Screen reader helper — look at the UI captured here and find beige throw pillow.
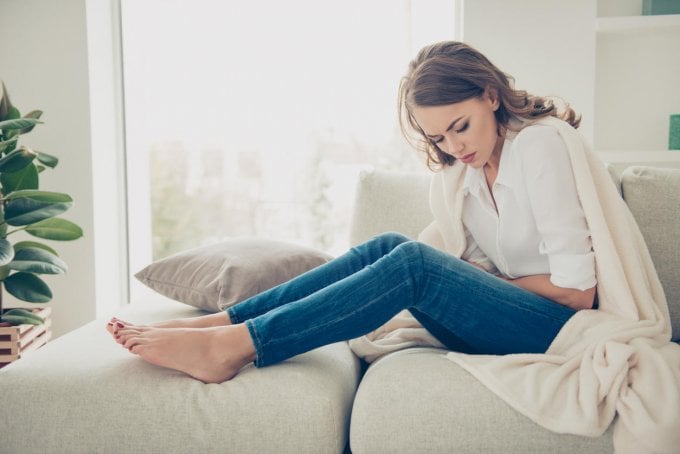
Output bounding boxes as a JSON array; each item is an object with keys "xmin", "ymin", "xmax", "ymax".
[{"xmin": 135, "ymin": 237, "xmax": 333, "ymax": 312}]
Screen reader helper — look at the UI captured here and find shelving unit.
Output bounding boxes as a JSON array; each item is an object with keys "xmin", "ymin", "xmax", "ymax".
[
  {"xmin": 593, "ymin": 1, "xmax": 680, "ymax": 160},
  {"xmin": 596, "ymin": 13, "xmax": 680, "ymax": 32},
  {"xmin": 598, "ymin": 150, "xmax": 680, "ymax": 163}
]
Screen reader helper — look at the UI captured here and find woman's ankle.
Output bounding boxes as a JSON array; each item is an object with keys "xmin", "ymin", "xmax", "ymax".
[
  {"xmin": 149, "ymin": 312, "xmax": 230, "ymax": 329},
  {"xmin": 201, "ymin": 311, "xmax": 231, "ymax": 327},
  {"xmin": 216, "ymin": 311, "xmax": 232, "ymax": 326}
]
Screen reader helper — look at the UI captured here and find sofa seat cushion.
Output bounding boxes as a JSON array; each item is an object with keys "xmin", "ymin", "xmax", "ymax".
[
  {"xmin": 0, "ymin": 296, "xmax": 361, "ymax": 454},
  {"xmin": 350, "ymin": 348, "xmax": 613, "ymax": 453}
]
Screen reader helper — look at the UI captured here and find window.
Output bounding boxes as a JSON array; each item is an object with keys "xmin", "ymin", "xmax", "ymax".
[{"xmin": 121, "ymin": 0, "xmax": 459, "ymax": 299}]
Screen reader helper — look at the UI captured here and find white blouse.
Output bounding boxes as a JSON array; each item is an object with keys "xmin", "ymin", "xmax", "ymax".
[{"xmin": 461, "ymin": 124, "xmax": 597, "ymax": 291}]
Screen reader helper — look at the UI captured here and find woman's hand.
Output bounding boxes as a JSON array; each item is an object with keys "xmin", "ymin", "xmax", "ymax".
[{"xmin": 498, "ymin": 274, "xmax": 596, "ymax": 311}]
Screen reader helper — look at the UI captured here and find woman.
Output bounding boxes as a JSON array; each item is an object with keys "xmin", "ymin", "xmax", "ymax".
[{"xmin": 108, "ymin": 41, "xmax": 597, "ymax": 384}]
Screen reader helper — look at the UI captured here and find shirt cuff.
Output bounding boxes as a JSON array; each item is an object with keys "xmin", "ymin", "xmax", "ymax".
[{"xmin": 548, "ymin": 252, "xmax": 597, "ymax": 291}]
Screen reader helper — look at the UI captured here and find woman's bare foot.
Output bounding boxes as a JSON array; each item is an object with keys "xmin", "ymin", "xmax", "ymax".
[
  {"xmin": 106, "ymin": 312, "xmax": 231, "ymax": 343},
  {"xmin": 117, "ymin": 324, "xmax": 256, "ymax": 383}
]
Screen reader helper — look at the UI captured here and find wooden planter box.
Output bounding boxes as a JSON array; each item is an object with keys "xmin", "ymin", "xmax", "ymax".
[{"xmin": 0, "ymin": 307, "xmax": 52, "ymax": 368}]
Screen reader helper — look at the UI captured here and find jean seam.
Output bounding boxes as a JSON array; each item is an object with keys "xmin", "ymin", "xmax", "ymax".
[
  {"xmin": 258, "ymin": 280, "xmax": 412, "ymax": 352},
  {"xmin": 226, "ymin": 306, "xmax": 240, "ymax": 324},
  {"xmin": 411, "ymin": 242, "xmax": 426, "ymax": 303},
  {"xmin": 262, "ymin": 242, "xmax": 417, "ymax": 347},
  {"xmin": 479, "ymin": 279, "xmax": 575, "ymax": 323},
  {"xmin": 436, "ymin": 257, "xmax": 574, "ymax": 324},
  {"xmin": 245, "ymin": 319, "xmax": 264, "ymax": 367}
]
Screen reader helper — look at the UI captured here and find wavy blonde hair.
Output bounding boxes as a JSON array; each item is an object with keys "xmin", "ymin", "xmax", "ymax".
[{"xmin": 398, "ymin": 41, "xmax": 581, "ymax": 169}]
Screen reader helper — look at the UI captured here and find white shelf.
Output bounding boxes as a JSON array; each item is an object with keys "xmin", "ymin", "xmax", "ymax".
[
  {"xmin": 597, "ymin": 150, "xmax": 680, "ymax": 162},
  {"xmin": 596, "ymin": 14, "xmax": 680, "ymax": 33}
]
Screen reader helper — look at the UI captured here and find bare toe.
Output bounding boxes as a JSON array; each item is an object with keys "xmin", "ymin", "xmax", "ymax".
[
  {"xmin": 124, "ymin": 335, "xmax": 146, "ymax": 350},
  {"xmin": 118, "ymin": 329, "xmax": 143, "ymax": 346}
]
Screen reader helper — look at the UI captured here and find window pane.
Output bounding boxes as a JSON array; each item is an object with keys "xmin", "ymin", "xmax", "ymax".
[{"xmin": 122, "ymin": 0, "xmax": 456, "ymax": 296}]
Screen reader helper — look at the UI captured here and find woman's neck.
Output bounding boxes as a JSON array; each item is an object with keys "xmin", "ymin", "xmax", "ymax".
[{"xmin": 484, "ymin": 132, "xmax": 505, "ymax": 173}]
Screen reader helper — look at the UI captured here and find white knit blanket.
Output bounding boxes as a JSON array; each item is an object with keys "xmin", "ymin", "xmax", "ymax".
[{"xmin": 348, "ymin": 116, "xmax": 680, "ymax": 453}]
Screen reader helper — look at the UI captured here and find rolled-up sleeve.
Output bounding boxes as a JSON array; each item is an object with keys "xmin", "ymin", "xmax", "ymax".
[{"xmin": 516, "ymin": 125, "xmax": 597, "ymax": 291}]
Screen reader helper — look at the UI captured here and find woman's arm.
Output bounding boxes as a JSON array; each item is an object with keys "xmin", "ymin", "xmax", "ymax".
[
  {"xmin": 511, "ymin": 126, "xmax": 597, "ymax": 310},
  {"xmin": 502, "ymin": 274, "xmax": 596, "ymax": 311}
]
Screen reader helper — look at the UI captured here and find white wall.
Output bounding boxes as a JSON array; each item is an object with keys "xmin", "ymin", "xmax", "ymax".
[
  {"xmin": 462, "ymin": 0, "xmax": 596, "ymax": 146},
  {"xmin": 0, "ymin": 0, "xmax": 127, "ymax": 337}
]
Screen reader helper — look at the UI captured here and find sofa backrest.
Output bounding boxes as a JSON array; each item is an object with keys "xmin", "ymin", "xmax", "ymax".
[
  {"xmin": 350, "ymin": 166, "xmax": 679, "ymax": 341},
  {"xmin": 349, "ymin": 170, "xmax": 432, "ymax": 246},
  {"xmin": 621, "ymin": 166, "xmax": 680, "ymax": 341}
]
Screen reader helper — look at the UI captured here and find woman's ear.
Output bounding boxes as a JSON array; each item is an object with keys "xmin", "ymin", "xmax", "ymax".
[{"xmin": 485, "ymin": 87, "xmax": 500, "ymax": 111}]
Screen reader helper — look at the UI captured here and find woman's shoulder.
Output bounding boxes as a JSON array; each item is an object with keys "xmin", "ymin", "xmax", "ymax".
[
  {"xmin": 513, "ymin": 122, "xmax": 561, "ymax": 144},
  {"xmin": 511, "ymin": 121, "xmax": 569, "ymax": 161}
]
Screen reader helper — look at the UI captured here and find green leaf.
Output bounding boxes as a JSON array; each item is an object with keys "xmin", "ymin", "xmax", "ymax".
[
  {"xmin": 0, "ymin": 265, "xmax": 10, "ymax": 280},
  {"xmin": 14, "ymin": 240, "xmax": 58, "ymax": 256},
  {"xmin": 0, "ymin": 81, "xmax": 10, "ymax": 121},
  {"xmin": 36, "ymin": 151, "xmax": 58, "ymax": 168},
  {"xmin": 0, "ymin": 314, "xmax": 43, "ymax": 325},
  {"xmin": 23, "ymin": 110, "xmax": 42, "ymax": 119},
  {"xmin": 0, "ymin": 137, "xmax": 17, "ymax": 154},
  {"xmin": 4, "ymin": 272, "xmax": 52, "ymax": 302},
  {"xmin": 0, "ymin": 163, "xmax": 39, "ymax": 193},
  {"xmin": 17, "ymin": 110, "xmax": 43, "ymax": 134},
  {"xmin": 25, "ymin": 218, "xmax": 83, "ymax": 241},
  {"xmin": 9, "ymin": 247, "xmax": 67, "ymax": 274},
  {"xmin": 7, "ymin": 106, "xmax": 21, "ymax": 120},
  {"xmin": 0, "ymin": 146, "xmax": 36, "ymax": 172},
  {"xmin": 4, "ymin": 193, "xmax": 72, "ymax": 226},
  {"xmin": 0, "ymin": 118, "xmax": 41, "ymax": 131},
  {"xmin": 3, "ymin": 107, "xmax": 22, "ymax": 140},
  {"xmin": 0, "ymin": 238, "xmax": 14, "ymax": 266},
  {"xmin": 4, "ymin": 189, "xmax": 72, "ymax": 202},
  {"xmin": 3, "ymin": 308, "xmax": 44, "ymax": 324}
]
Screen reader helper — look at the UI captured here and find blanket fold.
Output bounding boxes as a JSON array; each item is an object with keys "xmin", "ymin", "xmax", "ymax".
[{"xmin": 348, "ymin": 116, "xmax": 680, "ymax": 453}]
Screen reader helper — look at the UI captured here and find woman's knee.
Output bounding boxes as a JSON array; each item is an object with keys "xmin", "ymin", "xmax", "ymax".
[
  {"xmin": 373, "ymin": 231, "xmax": 411, "ymax": 249},
  {"xmin": 394, "ymin": 241, "xmax": 464, "ymax": 274},
  {"xmin": 392, "ymin": 240, "xmax": 428, "ymax": 266}
]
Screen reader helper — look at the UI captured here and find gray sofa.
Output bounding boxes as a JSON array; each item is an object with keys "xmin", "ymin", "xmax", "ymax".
[{"xmin": 1, "ymin": 165, "xmax": 678, "ymax": 453}]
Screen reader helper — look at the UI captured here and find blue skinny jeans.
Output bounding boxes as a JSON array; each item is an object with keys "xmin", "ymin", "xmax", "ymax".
[{"xmin": 226, "ymin": 232, "xmax": 576, "ymax": 367}]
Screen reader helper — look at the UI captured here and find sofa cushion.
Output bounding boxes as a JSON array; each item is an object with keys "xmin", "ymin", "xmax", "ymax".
[
  {"xmin": 0, "ymin": 295, "xmax": 361, "ymax": 454},
  {"xmin": 622, "ymin": 166, "xmax": 680, "ymax": 341},
  {"xmin": 349, "ymin": 170, "xmax": 432, "ymax": 246},
  {"xmin": 350, "ymin": 348, "xmax": 613, "ymax": 453},
  {"xmin": 135, "ymin": 237, "xmax": 332, "ymax": 312}
]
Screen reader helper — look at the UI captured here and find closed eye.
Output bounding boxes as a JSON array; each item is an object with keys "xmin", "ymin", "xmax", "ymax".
[{"xmin": 455, "ymin": 122, "xmax": 469, "ymax": 133}]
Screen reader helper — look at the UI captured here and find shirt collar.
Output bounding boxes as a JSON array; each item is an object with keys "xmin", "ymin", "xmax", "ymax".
[{"xmin": 462, "ymin": 165, "xmax": 483, "ymax": 197}]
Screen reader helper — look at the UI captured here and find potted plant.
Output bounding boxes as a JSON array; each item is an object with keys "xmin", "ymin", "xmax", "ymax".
[{"xmin": 0, "ymin": 80, "xmax": 83, "ymax": 326}]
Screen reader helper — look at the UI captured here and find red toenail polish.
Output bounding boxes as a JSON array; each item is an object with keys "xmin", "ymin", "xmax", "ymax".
[{"xmin": 116, "ymin": 322, "xmax": 124, "ymax": 328}]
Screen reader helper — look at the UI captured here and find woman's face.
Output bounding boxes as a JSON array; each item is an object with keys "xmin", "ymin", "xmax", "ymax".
[{"xmin": 412, "ymin": 91, "xmax": 503, "ymax": 168}]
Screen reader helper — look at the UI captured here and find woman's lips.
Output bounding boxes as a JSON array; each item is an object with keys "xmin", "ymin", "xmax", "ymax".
[{"xmin": 460, "ymin": 152, "xmax": 476, "ymax": 164}]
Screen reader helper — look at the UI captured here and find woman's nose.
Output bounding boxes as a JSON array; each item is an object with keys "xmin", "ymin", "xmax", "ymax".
[{"xmin": 443, "ymin": 137, "xmax": 464, "ymax": 155}]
